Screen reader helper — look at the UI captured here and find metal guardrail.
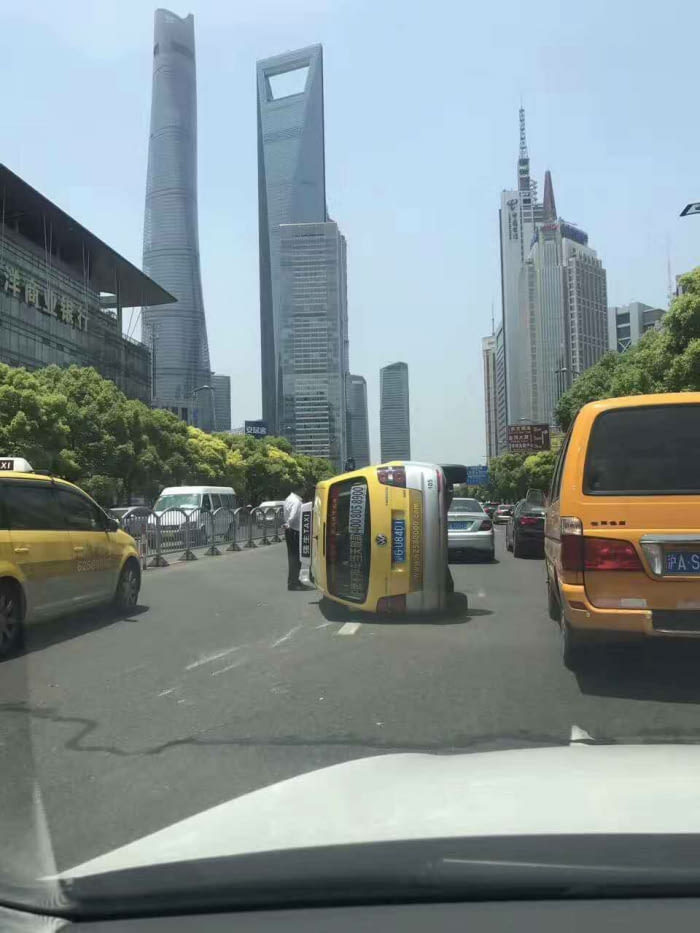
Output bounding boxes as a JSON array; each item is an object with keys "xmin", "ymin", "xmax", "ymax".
[{"xmin": 108, "ymin": 505, "xmax": 284, "ymax": 569}]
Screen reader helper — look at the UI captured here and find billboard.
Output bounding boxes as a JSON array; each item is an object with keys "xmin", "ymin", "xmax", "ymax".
[
  {"xmin": 466, "ymin": 465, "xmax": 489, "ymax": 486},
  {"xmin": 508, "ymin": 423, "xmax": 551, "ymax": 452},
  {"xmin": 245, "ymin": 419, "xmax": 268, "ymax": 438}
]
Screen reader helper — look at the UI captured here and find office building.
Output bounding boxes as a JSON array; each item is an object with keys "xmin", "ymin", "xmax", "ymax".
[
  {"xmin": 608, "ymin": 302, "xmax": 665, "ymax": 353},
  {"xmin": 380, "ymin": 362, "xmax": 410, "ymax": 461},
  {"xmin": 494, "ymin": 323, "xmax": 508, "ymax": 454},
  {"xmin": 0, "ymin": 164, "xmax": 172, "ymax": 403},
  {"xmin": 482, "ymin": 335, "xmax": 498, "ymax": 461},
  {"xmin": 142, "ymin": 9, "xmax": 214, "ymax": 429},
  {"xmin": 277, "ymin": 222, "xmax": 347, "ymax": 468},
  {"xmin": 499, "ymin": 108, "xmax": 541, "ymax": 426},
  {"xmin": 346, "ymin": 373, "xmax": 370, "ymax": 467},
  {"xmin": 523, "ymin": 171, "xmax": 607, "ymax": 426},
  {"xmin": 257, "ymin": 44, "xmax": 327, "ymax": 435},
  {"xmin": 211, "ymin": 373, "xmax": 232, "ymax": 432}
]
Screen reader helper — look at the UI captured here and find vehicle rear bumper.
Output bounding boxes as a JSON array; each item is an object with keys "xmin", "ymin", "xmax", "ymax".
[
  {"xmin": 561, "ymin": 582, "xmax": 700, "ymax": 637},
  {"xmin": 448, "ymin": 530, "xmax": 494, "ymax": 552},
  {"xmin": 516, "ymin": 528, "xmax": 544, "ymax": 546}
]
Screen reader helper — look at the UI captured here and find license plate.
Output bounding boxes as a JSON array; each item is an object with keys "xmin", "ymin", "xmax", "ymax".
[
  {"xmin": 665, "ymin": 551, "xmax": 700, "ymax": 575},
  {"xmin": 449, "ymin": 521, "xmax": 469, "ymax": 530},
  {"xmin": 392, "ymin": 518, "xmax": 406, "ymax": 563}
]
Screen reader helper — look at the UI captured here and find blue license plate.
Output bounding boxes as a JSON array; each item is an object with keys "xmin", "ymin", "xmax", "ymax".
[
  {"xmin": 392, "ymin": 518, "xmax": 406, "ymax": 563},
  {"xmin": 450, "ymin": 521, "xmax": 469, "ymax": 530},
  {"xmin": 665, "ymin": 551, "xmax": 700, "ymax": 575}
]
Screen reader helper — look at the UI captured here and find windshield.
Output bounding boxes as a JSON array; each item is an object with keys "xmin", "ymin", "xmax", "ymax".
[
  {"xmin": 5, "ymin": 0, "xmax": 700, "ymax": 922},
  {"xmin": 451, "ymin": 498, "xmax": 483, "ymax": 513},
  {"xmin": 154, "ymin": 493, "xmax": 202, "ymax": 510}
]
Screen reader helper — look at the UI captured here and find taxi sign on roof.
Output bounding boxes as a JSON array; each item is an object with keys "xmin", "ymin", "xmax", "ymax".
[{"xmin": 0, "ymin": 457, "xmax": 33, "ymax": 472}]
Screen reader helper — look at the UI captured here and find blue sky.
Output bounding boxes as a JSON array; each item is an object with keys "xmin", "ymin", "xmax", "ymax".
[{"xmin": 3, "ymin": 0, "xmax": 699, "ymax": 463}]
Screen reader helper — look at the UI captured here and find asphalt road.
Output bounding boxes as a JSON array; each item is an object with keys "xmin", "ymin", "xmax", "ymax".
[{"xmin": 4, "ymin": 527, "xmax": 700, "ymax": 876}]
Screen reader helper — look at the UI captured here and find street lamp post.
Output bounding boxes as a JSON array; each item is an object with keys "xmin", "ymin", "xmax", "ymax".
[{"xmin": 192, "ymin": 384, "xmax": 217, "ymax": 432}]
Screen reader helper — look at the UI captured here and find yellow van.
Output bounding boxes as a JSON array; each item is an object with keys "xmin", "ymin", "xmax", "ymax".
[
  {"xmin": 545, "ymin": 393, "xmax": 700, "ymax": 669},
  {"xmin": 0, "ymin": 458, "xmax": 141, "ymax": 659},
  {"xmin": 312, "ymin": 461, "xmax": 465, "ymax": 614}
]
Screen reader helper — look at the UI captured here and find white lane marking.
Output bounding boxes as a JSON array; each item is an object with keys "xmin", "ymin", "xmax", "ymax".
[
  {"xmin": 315, "ymin": 621, "xmax": 334, "ymax": 629},
  {"xmin": 157, "ymin": 688, "xmax": 174, "ymax": 697},
  {"xmin": 211, "ymin": 658, "xmax": 247, "ymax": 676},
  {"xmin": 272, "ymin": 625, "xmax": 301, "ymax": 648},
  {"xmin": 570, "ymin": 724, "xmax": 594, "ymax": 744},
  {"xmin": 185, "ymin": 646, "xmax": 241, "ymax": 671},
  {"xmin": 338, "ymin": 622, "xmax": 360, "ymax": 635}
]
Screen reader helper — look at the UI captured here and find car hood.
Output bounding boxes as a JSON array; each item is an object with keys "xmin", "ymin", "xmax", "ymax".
[{"xmin": 60, "ymin": 744, "xmax": 700, "ymax": 879}]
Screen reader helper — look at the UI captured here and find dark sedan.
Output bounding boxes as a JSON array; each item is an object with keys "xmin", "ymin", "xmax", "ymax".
[{"xmin": 505, "ymin": 499, "xmax": 545, "ymax": 557}]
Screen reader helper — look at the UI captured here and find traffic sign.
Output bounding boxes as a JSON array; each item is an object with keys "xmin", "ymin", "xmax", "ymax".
[
  {"xmin": 508, "ymin": 423, "xmax": 551, "ymax": 452},
  {"xmin": 680, "ymin": 202, "xmax": 700, "ymax": 217},
  {"xmin": 466, "ymin": 465, "xmax": 489, "ymax": 486}
]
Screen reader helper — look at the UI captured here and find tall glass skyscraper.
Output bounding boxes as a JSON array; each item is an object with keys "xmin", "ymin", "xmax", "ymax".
[
  {"xmin": 346, "ymin": 374, "xmax": 370, "ymax": 467},
  {"xmin": 257, "ymin": 44, "xmax": 328, "ymax": 435},
  {"xmin": 142, "ymin": 9, "xmax": 213, "ymax": 429},
  {"xmin": 380, "ymin": 362, "xmax": 411, "ymax": 461}
]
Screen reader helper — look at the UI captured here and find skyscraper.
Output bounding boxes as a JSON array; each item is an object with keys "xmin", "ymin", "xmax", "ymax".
[
  {"xmin": 523, "ymin": 171, "xmax": 608, "ymax": 425},
  {"xmin": 608, "ymin": 302, "xmax": 665, "ymax": 353},
  {"xmin": 380, "ymin": 362, "xmax": 410, "ymax": 461},
  {"xmin": 142, "ymin": 9, "xmax": 213, "ymax": 429},
  {"xmin": 211, "ymin": 373, "xmax": 232, "ymax": 432},
  {"xmin": 257, "ymin": 45, "xmax": 327, "ymax": 435},
  {"xmin": 346, "ymin": 374, "xmax": 370, "ymax": 467},
  {"xmin": 494, "ymin": 323, "xmax": 507, "ymax": 454},
  {"xmin": 499, "ymin": 108, "xmax": 541, "ymax": 427},
  {"xmin": 277, "ymin": 221, "xmax": 348, "ymax": 468},
  {"xmin": 482, "ymin": 335, "xmax": 498, "ymax": 461}
]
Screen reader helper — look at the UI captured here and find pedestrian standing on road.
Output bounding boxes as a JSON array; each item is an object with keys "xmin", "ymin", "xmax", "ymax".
[{"xmin": 283, "ymin": 486, "xmax": 306, "ymax": 590}]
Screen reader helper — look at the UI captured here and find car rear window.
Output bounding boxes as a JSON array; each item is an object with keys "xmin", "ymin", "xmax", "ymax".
[
  {"xmin": 326, "ymin": 477, "xmax": 371, "ymax": 603},
  {"xmin": 584, "ymin": 404, "xmax": 700, "ymax": 495}
]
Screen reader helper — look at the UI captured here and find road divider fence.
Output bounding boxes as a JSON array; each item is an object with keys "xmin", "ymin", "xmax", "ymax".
[{"xmin": 108, "ymin": 505, "xmax": 284, "ymax": 570}]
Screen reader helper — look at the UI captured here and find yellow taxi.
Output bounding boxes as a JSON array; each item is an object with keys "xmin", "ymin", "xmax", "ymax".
[
  {"xmin": 545, "ymin": 393, "xmax": 700, "ymax": 669},
  {"xmin": 311, "ymin": 461, "xmax": 465, "ymax": 614},
  {"xmin": 0, "ymin": 457, "xmax": 141, "ymax": 659}
]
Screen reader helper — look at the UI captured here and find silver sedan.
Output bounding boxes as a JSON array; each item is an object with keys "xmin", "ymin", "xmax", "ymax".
[{"xmin": 447, "ymin": 498, "xmax": 495, "ymax": 562}]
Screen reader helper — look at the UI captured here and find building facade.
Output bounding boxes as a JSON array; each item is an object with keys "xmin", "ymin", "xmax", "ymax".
[
  {"xmin": 277, "ymin": 222, "xmax": 347, "ymax": 469},
  {"xmin": 0, "ymin": 164, "xmax": 172, "ymax": 403},
  {"xmin": 494, "ymin": 323, "xmax": 508, "ymax": 454},
  {"xmin": 482, "ymin": 335, "xmax": 498, "ymax": 461},
  {"xmin": 346, "ymin": 373, "xmax": 370, "ymax": 468},
  {"xmin": 608, "ymin": 302, "xmax": 665, "ymax": 353},
  {"xmin": 380, "ymin": 362, "xmax": 410, "ymax": 461},
  {"xmin": 142, "ymin": 9, "xmax": 214, "ymax": 429},
  {"xmin": 211, "ymin": 373, "xmax": 232, "ymax": 432},
  {"xmin": 257, "ymin": 45, "xmax": 327, "ymax": 435}
]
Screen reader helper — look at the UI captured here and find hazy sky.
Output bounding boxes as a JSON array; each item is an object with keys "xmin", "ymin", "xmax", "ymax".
[{"xmin": 3, "ymin": 0, "xmax": 699, "ymax": 463}]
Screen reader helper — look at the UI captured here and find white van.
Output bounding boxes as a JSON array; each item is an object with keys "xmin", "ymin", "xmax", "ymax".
[{"xmin": 152, "ymin": 486, "xmax": 237, "ymax": 545}]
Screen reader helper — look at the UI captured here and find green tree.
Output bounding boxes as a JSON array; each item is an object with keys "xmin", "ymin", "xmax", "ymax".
[{"xmin": 556, "ymin": 266, "xmax": 700, "ymax": 431}]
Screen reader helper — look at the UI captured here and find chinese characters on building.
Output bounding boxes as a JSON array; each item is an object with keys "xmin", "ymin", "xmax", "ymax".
[{"xmin": 0, "ymin": 260, "xmax": 88, "ymax": 331}]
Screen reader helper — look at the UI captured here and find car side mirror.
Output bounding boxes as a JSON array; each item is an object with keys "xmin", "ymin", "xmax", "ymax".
[{"xmin": 106, "ymin": 517, "xmax": 120, "ymax": 532}]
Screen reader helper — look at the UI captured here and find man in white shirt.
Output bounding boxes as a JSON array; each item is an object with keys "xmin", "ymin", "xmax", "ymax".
[{"xmin": 283, "ymin": 487, "xmax": 305, "ymax": 590}]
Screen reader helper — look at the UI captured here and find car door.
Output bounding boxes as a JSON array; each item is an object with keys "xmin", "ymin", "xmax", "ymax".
[
  {"xmin": 55, "ymin": 486, "xmax": 116, "ymax": 604},
  {"xmin": 4, "ymin": 480, "xmax": 74, "ymax": 618}
]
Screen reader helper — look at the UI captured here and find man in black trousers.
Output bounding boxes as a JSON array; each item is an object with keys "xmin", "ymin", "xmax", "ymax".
[{"xmin": 283, "ymin": 486, "xmax": 308, "ymax": 590}]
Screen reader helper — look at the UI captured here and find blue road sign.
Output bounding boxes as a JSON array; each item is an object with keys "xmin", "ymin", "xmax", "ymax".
[{"xmin": 466, "ymin": 465, "xmax": 489, "ymax": 486}]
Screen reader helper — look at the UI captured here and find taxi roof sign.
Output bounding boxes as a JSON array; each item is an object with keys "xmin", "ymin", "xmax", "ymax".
[{"xmin": 0, "ymin": 457, "xmax": 33, "ymax": 473}]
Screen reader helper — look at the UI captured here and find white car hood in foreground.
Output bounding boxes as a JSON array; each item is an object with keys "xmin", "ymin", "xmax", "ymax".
[{"xmin": 63, "ymin": 745, "xmax": 700, "ymax": 878}]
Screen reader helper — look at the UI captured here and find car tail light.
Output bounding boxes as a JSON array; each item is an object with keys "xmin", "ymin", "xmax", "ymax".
[
  {"xmin": 584, "ymin": 537, "xmax": 642, "ymax": 571},
  {"xmin": 377, "ymin": 594, "xmax": 407, "ymax": 614},
  {"xmin": 479, "ymin": 519, "xmax": 493, "ymax": 531},
  {"xmin": 519, "ymin": 515, "xmax": 540, "ymax": 526},
  {"xmin": 377, "ymin": 466, "xmax": 406, "ymax": 487},
  {"xmin": 561, "ymin": 516, "xmax": 584, "ymax": 571}
]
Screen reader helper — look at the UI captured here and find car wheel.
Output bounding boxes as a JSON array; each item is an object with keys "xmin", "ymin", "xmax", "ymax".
[
  {"xmin": 513, "ymin": 534, "xmax": 525, "ymax": 558},
  {"xmin": 561, "ymin": 619, "xmax": 589, "ymax": 672},
  {"xmin": 547, "ymin": 576, "xmax": 560, "ymax": 622},
  {"xmin": 506, "ymin": 533, "xmax": 513, "ymax": 552},
  {"xmin": 485, "ymin": 548, "xmax": 495, "ymax": 562},
  {"xmin": 114, "ymin": 560, "xmax": 140, "ymax": 612},
  {"xmin": 0, "ymin": 581, "xmax": 22, "ymax": 659}
]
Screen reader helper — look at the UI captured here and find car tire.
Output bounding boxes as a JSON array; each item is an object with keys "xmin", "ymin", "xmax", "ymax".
[
  {"xmin": 505, "ymin": 534, "xmax": 513, "ymax": 552},
  {"xmin": 561, "ymin": 619, "xmax": 588, "ymax": 672},
  {"xmin": 0, "ymin": 581, "xmax": 23, "ymax": 660},
  {"xmin": 513, "ymin": 535, "xmax": 525, "ymax": 558},
  {"xmin": 485, "ymin": 548, "xmax": 495, "ymax": 562},
  {"xmin": 547, "ymin": 577, "xmax": 560, "ymax": 622},
  {"xmin": 114, "ymin": 560, "xmax": 141, "ymax": 612}
]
